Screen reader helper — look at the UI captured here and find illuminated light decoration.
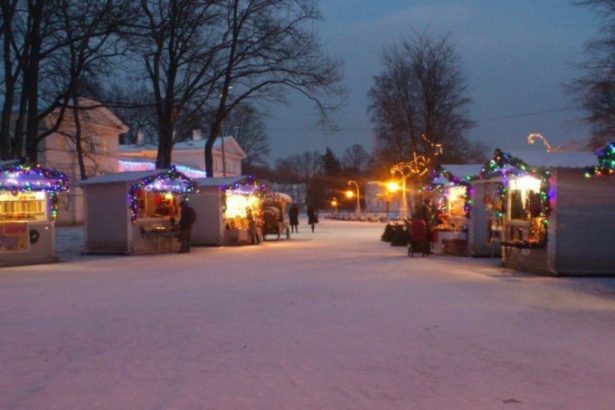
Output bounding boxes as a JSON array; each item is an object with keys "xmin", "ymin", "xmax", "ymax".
[
  {"xmin": 409, "ymin": 152, "xmax": 431, "ymax": 176},
  {"xmin": 584, "ymin": 141, "xmax": 615, "ymax": 178},
  {"xmin": 118, "ymin": 160, "xmax": 208, "ymax": 178},
  {"xmin": 527, "ymin": 132, "xmax": 552, "ymax": 152},
  {"xmin": 219, "ymin": 175, "xmax": 269, "ymax": 220},
  {"xmin": 422, "ymin": 134, "xmax": 444, "ymax": 157},
  {"xmin": 427, "ymin": 166, "xmax": 473, "ymax": 217},
  {"xmin": 477, "ymin": 148, "xmax": 552, "ymax": 225},
  {"xmin": 0, "ymin": 162, "xmax": 69, "ymax": 221},
  {"xmin": 128, "ymin": 166, "xmax": 197, "ymax": 223}
]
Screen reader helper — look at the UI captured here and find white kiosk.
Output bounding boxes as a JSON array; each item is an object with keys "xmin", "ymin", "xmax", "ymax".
[
  {"xmin": 0, "ymin": 161, "xmax": 69, "ymax": 267},
  {"xmin": 80, "ymin": 167, "xmax": 196, "ymax": 254}
]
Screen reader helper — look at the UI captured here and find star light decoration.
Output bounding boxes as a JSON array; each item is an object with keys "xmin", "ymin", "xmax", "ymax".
[
  {"xmin": 128, "ymin": 166, "xmax": 197, "ymax": 223},
  {"xmin": 584, "ymin": 142, "xmax": 615, "ymax": 178},
  {"xmin": 0, "ymin": 162, "xmax": 69, "ymax": 220}
]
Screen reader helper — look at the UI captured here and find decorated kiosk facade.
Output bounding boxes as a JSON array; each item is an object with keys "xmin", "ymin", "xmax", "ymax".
[
  {"xmin": 425, "ymin": 164, "xmax": 482, "ymax": 255},
  {"xmin": 480, "ymin": 148, "xmax": 614, "ymax": 275},
  {"xmin": 191, "ymin": 176, "xmax": 266, "ymax": 246},
  {"xmin": 0, "ymin": 161, "xmax": 68, "ymax": 266},
  {"xmin": 80, "ymin": 167, "xmax": 196, "ymax": 254}
]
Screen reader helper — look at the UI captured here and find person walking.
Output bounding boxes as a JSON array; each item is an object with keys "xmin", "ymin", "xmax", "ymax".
[
  {"xmin": 307, "ymin": 204, "xmax": 318, "ymax": 233},
  {"xmin": 178, "ymin": 199, "xmax": 197, "ymax": 253},
  {"xmin": 288, "ymin": 203, "xmax": 299, "ymax": 233}
]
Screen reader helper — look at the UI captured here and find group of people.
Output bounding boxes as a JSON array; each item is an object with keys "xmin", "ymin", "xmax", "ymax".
[{"xmin": 288, "ymin": 203, "xmax": 319, "ymax": 233}]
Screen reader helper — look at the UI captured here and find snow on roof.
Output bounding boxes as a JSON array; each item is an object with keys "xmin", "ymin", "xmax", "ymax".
[
  {"xmin": 79, "ymin": 170, "xmax": 163, "ymax": 186},
  {"xmin": 120, "ymin": 136, "xmax": 246, "ymax": 158},
  {"xmin": 440, "ymin": 164, "xmax": 483, "ymax": 178},
  {"xmin": 507, "ymin": 151, "xmax": 596, "ymax": 168},
  {"xmin": 194, "ymin": 176, "xmax": 246, "ymax": 187}
]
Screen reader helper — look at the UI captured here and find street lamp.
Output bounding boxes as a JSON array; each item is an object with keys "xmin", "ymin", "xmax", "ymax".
[
  {"xmin": 331, "ymin": 197, "xmax": 338, "ymax": 214},
  {"xmin": 390, "ymin": 163, "xmax": 411, "ymax": 220},
  {"xmin": 347, "ymin": 180, "xmax": 361, "ymax": 214}
]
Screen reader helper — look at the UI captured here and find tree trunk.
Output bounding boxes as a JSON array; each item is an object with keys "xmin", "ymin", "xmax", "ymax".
[
  {"xmin": 24, "ymin": 1, "xmax": 44, "ymax": 163},
  {"xmin": 72, "ymin": 97, "xmax": 88, "ymax": 180},
  {"xmin": 204, "ymin": 121, "xmax": 221, "ymax": 177}
]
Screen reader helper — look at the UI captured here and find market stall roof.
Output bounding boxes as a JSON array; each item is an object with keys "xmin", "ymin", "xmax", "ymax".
[
  {"xmin": 194, "ymin": 176, "xmax": 246, "ymax": 187},
  {"xmin": 432, "ymin": 164, "xmax": 483, "ymax": 185},
  {"xmin": 80, "ymin": 167, "xmax": 196, "ymax": 194},
  {"xmin": 507, "ymin": 151, "xmax": 596, "ymax": 168},
  {"xmin": 0, "ymin": 161, "xmax": 69, "ymax": 192},
  {"xmin": 80, "ymin": 170, "xmax": 163, "ymax": 186}
]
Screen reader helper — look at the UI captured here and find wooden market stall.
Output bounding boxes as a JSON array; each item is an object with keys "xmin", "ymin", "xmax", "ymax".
[
  {"xmin": 426, "ymin": 164, "xmax": 482, "ymax": 256},
  {"xmin": 0, "ymin": 160, "xmax": 69, "ymax": 267},
  {"xmin": 485, "ymin": 148, "xmax": 615, "ymax": 275},
  {"xmin": 80, "ymin": 167, "xmax": 196, "ymax": 254},
  {"xmin": 190, "ymin": 176, "xmax": 265, "ymax": 246}
]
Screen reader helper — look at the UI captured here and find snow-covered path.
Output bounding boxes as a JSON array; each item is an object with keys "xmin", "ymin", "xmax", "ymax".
[{"xmin": 1, "ymin": 219, "xmax": 614, "ymax": 409}]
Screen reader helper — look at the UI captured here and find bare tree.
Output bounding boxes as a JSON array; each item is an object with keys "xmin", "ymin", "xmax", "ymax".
[
  {"xmin": 201, "ymin": 0, "xmax": 343, "ymax": 177},
  {"xmin": 275, "ymin": 150, "xmax": 322, "ymax": 182},
  {"xmin": 368, "ymin": 33, "xmax": 474, "ymax": 167},
  {"xmin": 127, "ymin": 0, "xmax": 221, "ymax": 168},
  {"xmin": 342, "ymin": 144, "xmax": 370, "ymax": 175},
  {"xmin": 0, "ymin": 0, "xmax": 132, "ymax": 162},
  {"xmin": 217, "ymin": 103, "xmax": 270, "ymax": 166},
  {"xmin": 570, "ymin": 0, "xmax": 615, "ymax": 149}
]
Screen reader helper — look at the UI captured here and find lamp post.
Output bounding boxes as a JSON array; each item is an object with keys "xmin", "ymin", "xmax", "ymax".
[
  {"xmin": 347, "ymin": 180, "xmax": 361, "ymax": 214},
  {"xmin": 331, "ymin": 197, "xmax": 338, "ymax": 214},
  {"xmin": 390, "ymin": 163, "xmax": 411, "ymax": 220}
]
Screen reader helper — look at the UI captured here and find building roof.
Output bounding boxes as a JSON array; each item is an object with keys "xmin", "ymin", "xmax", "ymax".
[
  {"xmin": 79, "ymin": 170, "xmax": 163, "ymax": 186},
  {"xmin": 120, "ymin": 136, "xmax": 246, "ymax": 158}
]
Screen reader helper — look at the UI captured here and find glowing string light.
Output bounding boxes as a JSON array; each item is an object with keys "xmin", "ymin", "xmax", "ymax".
[{"xmin": 527, "ymin": 132, "xmax": 552, "ymax": 152}]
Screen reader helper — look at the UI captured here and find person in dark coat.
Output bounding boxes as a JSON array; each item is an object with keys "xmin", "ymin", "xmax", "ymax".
[
  {"xmin": 178, "ymin": 199, "xmax": 197, "ymax": 253},
  {"xmin": 246, "ymin": 208, "xmax": 260, "ymax": 244},
  {"xmin": 307, "ymin": 204, "xmax": 318, "ymax": 233},
  {"xmin": 288, "ymin": 203, "xmax": 299, "ymax": 233}
]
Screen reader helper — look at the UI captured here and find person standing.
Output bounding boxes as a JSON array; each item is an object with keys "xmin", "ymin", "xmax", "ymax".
[
  {"xmin": 307, "ymin": 204, "xmax": 318, "ymax": 233},
  {"xmin": 288, "ymin": 203, "xmax": 299, "ymax": 233},
  {"xmin": 247, "ymin": 208, "xmax": 260, "ymax": 245},
  {"xmin": 178, "ymin": 199, "xmax": 197, "ymax": 253}
]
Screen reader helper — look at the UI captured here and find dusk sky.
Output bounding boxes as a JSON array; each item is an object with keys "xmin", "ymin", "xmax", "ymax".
[{"xmin": 263, "ymin": 0, "xmax": 600, "ymax": 162}]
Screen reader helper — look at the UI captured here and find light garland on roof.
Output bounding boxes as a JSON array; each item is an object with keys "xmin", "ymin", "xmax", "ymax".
[
  {"xmin": 128, "ymin": 166, "xmax": 197, "ymax": 223},
  {"xmin": 0, "ymin": 162, "xmax": 69, "ymax": 221},
  {"xmin": 584, "ymin": 142, "xmax": 615, "ymax": 178}
]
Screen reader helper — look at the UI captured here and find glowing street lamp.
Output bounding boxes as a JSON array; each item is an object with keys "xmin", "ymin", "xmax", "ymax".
[
  {"xmin": 331, "ymin": 197, "xmax": 338, "ymax": 214},
  {"xmin": 347, "ymin": 180, "xmax": 361, "ymax": 213}
]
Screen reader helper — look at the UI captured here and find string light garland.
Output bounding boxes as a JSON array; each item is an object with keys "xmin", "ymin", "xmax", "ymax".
[
  {"xmin": 478, "ymin": 148, "xmax": 552, "ymax": 225},
  {"xmin": 584, "ymin": 141, "xmax": 615, "ymax": 178},
  {"xmin": 527, "ymin": 132, "xmax": 552, "ymax": 152},
  {"xmin": 0, "ymin": 162, "xmax": 69, "ymax": 221},
  {"xmin": 128, "ymin": 166, "xmax": 197, "ymax": 223}
]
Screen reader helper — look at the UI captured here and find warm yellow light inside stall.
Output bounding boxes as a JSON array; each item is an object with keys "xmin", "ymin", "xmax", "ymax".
[
  {"xmin": 447, "ymin": 186, "xmax": 466, "ymax": 217},
  {"xmin": 225, "ymin": 193, "xmax": 259, "ymax": 219},
  {"xmin": 510, "ymin": 175, "xmax": 541, "ymax": 204}
]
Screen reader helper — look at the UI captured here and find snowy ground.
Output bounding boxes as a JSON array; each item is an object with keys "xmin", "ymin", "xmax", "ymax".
[{"xmin": 1, "ymin": 219, "xmax": 615, "ymax": 410}]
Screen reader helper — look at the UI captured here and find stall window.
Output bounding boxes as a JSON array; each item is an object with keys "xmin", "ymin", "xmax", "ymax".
[
  {"xmin": 139, "ymin": 191, "xmax": 179, "ymax": 219},
  {"xmin": 447, "ymin": 186, "xmax": 466, "ymax": 217},
  {"xmin": 0, "ymin": 191, "xmax": 47, "ymax": 221},
  {"xmin": 508, "ymin": 176, "xmax": 541, "ymax": 221}
]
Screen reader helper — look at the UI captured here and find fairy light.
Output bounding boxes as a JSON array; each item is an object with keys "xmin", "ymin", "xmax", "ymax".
[
  {"xmin": 584, "ymin": 141, "xmax": 615, "ymax": 178},
  {"xmin": 0, "ymin": 162, "xmax": 69, "ymax": 221},
  {"xmin": 128, "ymin": 166, "xmax": 197, "ymax": 223},
  {"xmin": 527, "ymin": 132, "xmax": 552, "ymax": 152}
]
